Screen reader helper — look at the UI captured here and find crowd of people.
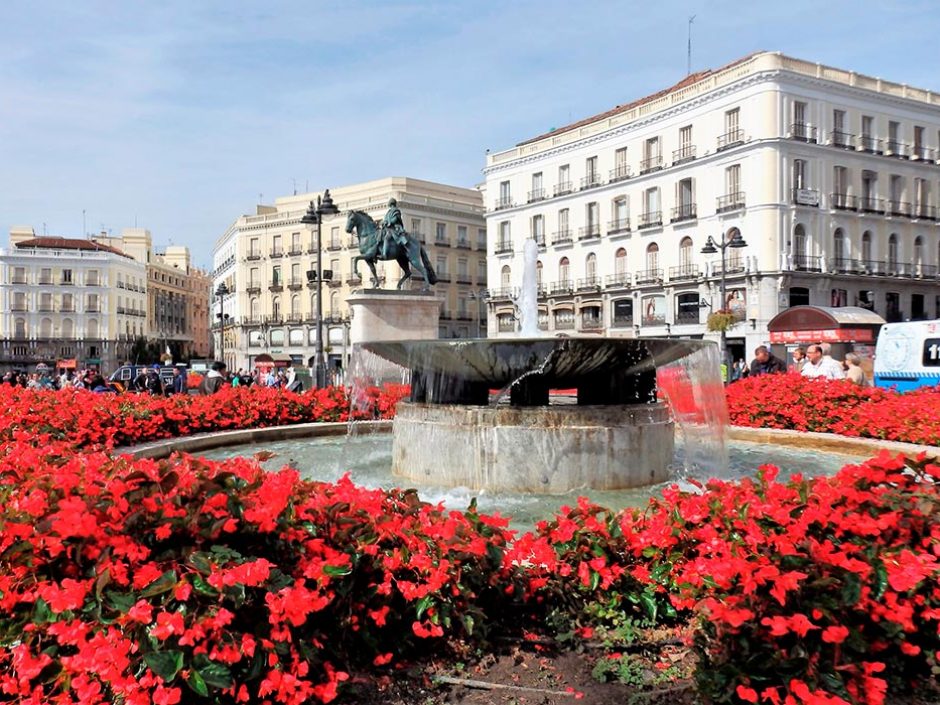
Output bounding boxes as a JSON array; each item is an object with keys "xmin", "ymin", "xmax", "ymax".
[
  {"xmin": 731, "ymin": 343, "xmax": 870, "ymax": 386},
  {"xmin": 2, "ymin": 367, "xmax": 114, "ymax": 392}
]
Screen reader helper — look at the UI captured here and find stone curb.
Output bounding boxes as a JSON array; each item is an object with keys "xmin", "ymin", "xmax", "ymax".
[
  {"xmin": 729, "ymin": 425, "xmax": 940, "ymax": 460},
  {"xmin": 117, "ymin": 420, "xmax": 393, "ymax": 460}
]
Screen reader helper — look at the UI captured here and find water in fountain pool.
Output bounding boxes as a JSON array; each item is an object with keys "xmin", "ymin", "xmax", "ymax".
[{"xmin": 199, "ymin": 433, "xmax": 859, "ymax": 533}]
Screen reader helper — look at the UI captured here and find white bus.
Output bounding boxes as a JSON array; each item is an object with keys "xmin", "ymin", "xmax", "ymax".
[{"xmin": 873, "ymin": 319, "xmax": 940, "ymax": 391}]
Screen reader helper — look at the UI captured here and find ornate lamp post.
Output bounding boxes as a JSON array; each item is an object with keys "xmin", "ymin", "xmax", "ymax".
[
  {"xmin": 300, "ymin": 190, "xmax": 339, "ymax": 388},
  {"xmin": 701, "ymin": 231, "xmax": 748, "ymax": 381},
  {"xmin": 215, "ymin": 282, "xmax": 229, "ymax": 366}
]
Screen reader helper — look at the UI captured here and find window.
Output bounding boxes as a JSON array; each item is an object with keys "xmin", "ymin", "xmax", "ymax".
[
  {"xmin": 833, "ymin": 109, "xmax": 845, "ymax": 133},
  {"xmin": 912, "ymin": 293, "xmax": 927, "ymax": 321},
  {"xmin": 39, "ymin": 267, "xmax": 52, "ymax": 284},
  {"xmin": 585, "ymin": 253, "xmax": 597, "ymax": 281},
  {"xmin": 862, "ymin": 231, "xmax": 873, "ymax": 263},
  {"xmin": 679, "ymin": 237, "xmax": 693, "ymax": 268},
  {"xmin": 498, "ymin": 221, "xmax": 510, "ymax": 250},
  {"xmin": 831, "ymin": 289, "xmax": 848, "ymax": 307},
  {"xmin": 793, "ymin": 100, "xmax": 807, "ymax": 126},
  {"xmin": 477, "ymin": 228, "xmax": 486, "ymax": 249},
  {"xmin": 585, "ymin": 156, "xmax": 598, "ymax": 182},
  {"xmin": 615, "ymin": 248, "xmax": 627, "ymax": 274},
  {"xmin": 914, "ymin": 236, "xmax": 924, "ymax": 270},
  {"xmin": 436, "ymin": 255, "xmax": 448, "ymax": 276},
  {"xmin": 457, "ymin": 225, "xmax": 468, "ymax": 247},
  {"xmin": 291, "ymin": 263, "xmax": 301, "ymax": 282},
  {"xmin": 500, "ymin": 265, "xmax": 511, "ymax": 289},
  {"xmin": 531, "ymin": 214, "xmax": 544, "ymax": 245},
  {"xmin": 611, "ymin": 298, "xmax": 633, "ymax": 327},
  {"xmin": 724, "ymin": 164, "xmax": 741, "ymax": 201},
  {"xmin": 792, "ymin": 159, "xmax": 807, "ymax": 189},
  {"xmin": 330, "ymin": 227, "xmax": 340, "ymax": 249},
  {"xmin": 861, "ymin": 170, "xmax": 877, "ymax": 208},
  {"xmin": 888, "ymin": 234, "xmax": 899, "ymax": 270},
  {"xmin": 677, "ymin": 125, "xmax": 693, "ymax": 161},
  {"xmin": 498, "ymin": 181, "xmax": 511, "ymax": 208},
  {"xmin": 411, "ymin": 218, "xmax": 423, "ymax": 240},
  {"xmin": 291, "ymin": 295, "xmax": 300, "ymax": 317},
  {"xmin": 585, "ymin": 202, "xmax": 599, "ymax": 234},
  {"xmin": 675, "ymin": 178, "xmax": 694, "ymax": 219},
  {"xmin": 613, "ymin": 147, "xmax": 629, "ymax": 180},
  {"xmin": 646, "ymin": 243, "xmax": 659, "ymax": 272},
  {"xmin": 61, "ymin": 269, "xmax": 72, "ymax": 284},
  {"xmin": 531, "ymin": 172, "xmax": 543, "ymax": 193},
  {"xmin": 272, "ymin": 235, "xmax": 282, "ymax": 253},
  {"xmin": 272, "ymin": 265, "xmax": 281, "ymax": 284},
  {"xmin": 291, "ymin": 232, "xmax": 301, "ymax": 252},
  {"xmin": 789, "ymin": 287, "xmax": 810, "ymax": 307},
  {"xmin": 643, "ymin": 187, "xmax": 660, "ymax": 215},
  {"xmin": 558, "ymin": 208, "xmax": 569, "ymax": 233},
  {"xmin": 861, "ymin": 115, "xmax": 875, "ymax": 150},
  {"xmin": 558, "ymin": 257, "xmax": 570, "ymax": 282},
  {"xmin": 249, "ymin": 238, "xmax": 260, "ymax": 256},
  {"xmin": 553, "ymin": 308, "xmax": 574, "ymax": 330},
  {"xmin": 725, "ymin": 108, "xmax": 739, "ymax": 134},
  {"xmin": 272, "ymin": 297, "xmax": 281, "ymax": 318},
  {"xmin": 832, "ymin": 229, "xmax": 846, "ymax": 266},
  {"xmin": 642, "ymin": 137, "xmax": 661, "ymax": 171},
  {"xmin": 914, "ymin": 126, "xmax": 926, "ymax": 159},
  {"xmin": 888, "ymin": 120, "xmax": 901, "ymax": 153},
  {"xmin": 436, "ymin": 222, "xmax": 447, "ymax": 243},
  {"xmin": 558, "ymin": 164, "xmax": 570, "ymax": 191},
  {"xmin": 612, "ymin": 197, "xmax": 628, "ymax": 230},
  {"xmin": 536, "ymin": 260, "xmax": 543, "ymax": 289}
]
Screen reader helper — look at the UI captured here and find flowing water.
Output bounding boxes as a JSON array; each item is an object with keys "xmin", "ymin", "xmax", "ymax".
[{"xmin": 199, "ymin": 433, "xmax": 860, "ymax": 533}]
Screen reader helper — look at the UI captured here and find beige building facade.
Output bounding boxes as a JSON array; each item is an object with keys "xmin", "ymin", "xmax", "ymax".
[
  {"xmin": 212, "ymin": 177, "xmax": 486, "ymax": 373},
  {"xmin": 0, "ymin": 229, "xmax": 147, "ymax": 372},
  {"xmin": 483, "ymin": 52, "xmax": 940, "ymax": 362}
]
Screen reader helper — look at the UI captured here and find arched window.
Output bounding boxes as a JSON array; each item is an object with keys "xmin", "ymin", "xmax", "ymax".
[
  {"xmin": 888, "ymin": 233, "xmax": 899, "ymax": 269},
  {"xmin": 914, "ymin": 236, "xmax": 924, "ymax": 266},
  {"xmin": 536, "ymin": 260, "xmax": 543, "ymax": 288},
  {"xmin": 862, "ymin": 231, "xmax": 873, "ymax": 262},
  {"xmin": 40, "ymin": 317, "xmax": 52, "ymax": 338},
  {"xmin": 250, "ymin": 297, "xmax": 259, "ymax": 319},
  {"xmin": 291, "ymin": 295, "xmax": 300, "ymax": 317},
  {"xmin": 62, "ymin": 318, "xmax": 74, "ymax": 339},
  {"xmin": 272, "ymin": 296, "xmax": 281, "ymax": 318},
  {"xmin": 87, "ymin": 319, "xmax": 99, "ymax": 338},
  {"xmin": 793, "ymin": 225, "xmax": 806, "ymax": 261},
  {"xmin": 615, "ymin": 248, "xmax": 627, "ymax": 274},
  {"xmin": 645, "ymin": 243, "xmax": 659, "ymax": 272},
  {"xmin": 14, "ymin": 318, "xmax": 26, "ymax": 338},
  {"xmin": 585, "ymin": 253, "xmax": 597, "ymax": 281},
  {"xmin": 559, "ymin": 257, "xmax": 570, "ymax": 282},
  {"xmin": 679, "ymin": 237, "xmax": 693, "ymax": 268},
  {"xmin": 500, "ymin": 265, "xmax": 511, "ymax": 288},
  {"xmin": 833, "ymin": 228, "xmax": 845, "ymax": 263},
  {"xmin": 330, "ymin": 291, "xmax": 339, "ymax": 315}
]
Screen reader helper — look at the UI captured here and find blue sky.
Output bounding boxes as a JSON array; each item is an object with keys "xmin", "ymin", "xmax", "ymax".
[{"xmin": 2, "ymin": 0, "xmax": 939, "ymax": 267}]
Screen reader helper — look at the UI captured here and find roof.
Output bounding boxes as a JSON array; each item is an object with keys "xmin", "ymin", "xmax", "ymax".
[
  {"xmin": 15, "ymin": 237, "xmax": 132, "ymax": 259},
  {"xmin": 517, "ymin": 52, "xmax": 763, "ymax": 147},
  {"xmin": 768, "ymin": 306, "xmax": 886, "ymax": 332}
]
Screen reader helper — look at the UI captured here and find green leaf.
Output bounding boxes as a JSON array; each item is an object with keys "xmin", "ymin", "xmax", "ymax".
[
  {"xmin": 589, "ymin": 570, "xmax": 601, "ymax": 592},
  {"xmin": 872, "ymin": 561, "xmax": 888, "ymax": 600},
  {"xmin": 104, "ymin": 590, "xmax": 136, "ymax": 613},
  {"xmin": 841, "ymin": 574, "xmax": 861, "ymax": 606},
  {"xmin": 185, "ymin": 669, "xmax": 209, "ymax": 697},
  {"xmin": 144, "ymin": 650, "xmax": 184, "ymax": 682},
  {"xmin": 187, "ymin": 552, "xmax": 214, "ymax": 575},
  {"xmin": 639, "ymin": 593, "xmax": 658, "ymax": 623},
  {"xmin": 322, "ymin": 563, "xmax": 352, "ymax": 577},
  {"xmin": 461, "ymin": 613, "xmax": 475, "ymax": 636},
  {"xmin": 197, "ymin": 662, "xmax": 234, "ymax": 689},
  {"xmin": 415, "ymin": 595, "xmax": 434, "ymax": 619},
  {"xmin": 139, "ymin": 570, "xmax": 178, "ymax": 599},
  {"xmin": 192, "ymin": 575, "xmax": 219, "ymax": 597}
]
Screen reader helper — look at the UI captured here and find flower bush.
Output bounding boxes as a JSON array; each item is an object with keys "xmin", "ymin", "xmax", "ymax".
[{"xmin": 726, "ymin": 373, "xmax": 940, "ymax": 446}]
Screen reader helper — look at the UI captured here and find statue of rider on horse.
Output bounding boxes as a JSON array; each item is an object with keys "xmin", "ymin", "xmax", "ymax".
[{"xmin": 379, "ymin": 198, "xmax": 409, "ymax": 259}]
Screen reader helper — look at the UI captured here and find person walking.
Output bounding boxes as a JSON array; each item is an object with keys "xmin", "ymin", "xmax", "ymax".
[
  {"xmin": 801, "ymin": 345, "xmax": 846, "ymax": 380},
  {"xmin": 748, "ymin": 345, "xmax": 787, "ymax": 377},
  {"xmin": 843, "ymin": 353, "xmax": 869, "ymax": 386},
  {"xmin": 201, "ymin": 361, "xmax": 228, "ymax": 395},
  {"xmin": 790, "ymin": 346, "xmax": 807, "ymax": 373}
]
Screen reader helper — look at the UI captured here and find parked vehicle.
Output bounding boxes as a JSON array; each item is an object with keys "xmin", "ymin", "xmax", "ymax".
[
  {"xmin": 873, "ymin": 319, "xmax": 940, "ymax": 391},
  {"xmin": 108, "ymin": 365, "xmax": 176, "ymax": 393}
]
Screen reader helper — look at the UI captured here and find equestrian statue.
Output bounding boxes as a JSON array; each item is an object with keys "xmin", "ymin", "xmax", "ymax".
[{"xmin": 345, "ymin": 199, "xmax": 438, "ymax": 290}]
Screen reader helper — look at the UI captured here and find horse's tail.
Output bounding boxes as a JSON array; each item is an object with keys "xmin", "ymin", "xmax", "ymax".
[{"xmin": 420, "ymin": 246, "xmax": 438, "ymax": 285}]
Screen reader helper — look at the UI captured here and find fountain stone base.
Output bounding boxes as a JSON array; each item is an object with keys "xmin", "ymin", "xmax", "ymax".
[{"xmin": 392, "ymin": 401, "xmax": 674, "ymax": 493}]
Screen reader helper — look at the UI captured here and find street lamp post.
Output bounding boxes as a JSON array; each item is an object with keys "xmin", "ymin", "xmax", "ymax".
[
  {"xmin": 215, "ymin": 282, "xmax": 229, "ymax": 366},
  {"xmin": 701, "ymin": 231, "xmax": 748, "ymax": 381},
  {"xmin": 301, "ymin": 190, "xmax": 339, "ymax": 388}
]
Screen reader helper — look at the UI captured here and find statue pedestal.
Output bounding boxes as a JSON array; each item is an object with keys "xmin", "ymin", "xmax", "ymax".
[{"xmin": 348, "ymin": 290, "xmax": 441, "ymax": 345}]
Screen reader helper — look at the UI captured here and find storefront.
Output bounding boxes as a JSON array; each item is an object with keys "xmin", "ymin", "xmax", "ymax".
[{"xmin": 767, "ymin": 306, "xmax": 885, "ymax": 372}]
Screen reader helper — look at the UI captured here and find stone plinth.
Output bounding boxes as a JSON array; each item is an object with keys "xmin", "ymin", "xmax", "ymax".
[
  {"xmin": 348, "ymin": 291, "xmax": 441, "ymax": 345},
  {"xmin": 392, "ymin": 401, "xmax": 675, "ymax": 493}
]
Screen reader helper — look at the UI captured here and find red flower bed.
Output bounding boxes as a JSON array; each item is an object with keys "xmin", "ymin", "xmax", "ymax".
[
  {"xmin": 725, "ymin": 373, "xmax": 940, "ymax": 446},
  {"xmin": 0, "ymin": 384, "xmax": 409, "ymax": 451}
]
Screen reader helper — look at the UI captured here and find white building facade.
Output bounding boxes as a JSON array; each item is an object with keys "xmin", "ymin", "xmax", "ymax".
[
  {"xmin": 212, "ymin": 177, "xmax": 486, "ymax": 373},
  {"xmin": 0, "ymin": 232, "xmax": 147, "ymax": 372},
  {"xmin": 482, "ymin": 52, "xmax": 940, "ymax": 361}
]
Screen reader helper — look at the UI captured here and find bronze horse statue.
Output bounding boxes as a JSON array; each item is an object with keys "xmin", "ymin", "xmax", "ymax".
[{"xmin": 345, "ymin": 210, "xmax": 438, "ymax": 290}]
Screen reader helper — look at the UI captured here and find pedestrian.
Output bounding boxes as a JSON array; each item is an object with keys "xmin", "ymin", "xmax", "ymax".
[
  {"xmin": 201, "ymin": 361, "xmax": 228, "ymax": 395},
  {"xmin": 146, "ymin": 366, "xmax": 165, "ymax": 396},
  {"xmin": 790, "ymin": 346, "xmax": 807, "ymax": 373},
  {"xmin": 171, "ymin": 366, "xmax": 187, "ymax": 395},
  {"xmin": 801, "ymin": 344, "xmax": 846, "ymax": 380},
  {"xmin": 748, "ymin": 345, "xmax": 786, "ymax": 377},
  {"xmin": 843, "ymin": 353, "xmax": 869, "ymax": 387}
]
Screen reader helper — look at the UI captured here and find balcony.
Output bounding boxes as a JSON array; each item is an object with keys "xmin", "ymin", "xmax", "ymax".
[
  {"xmin": 792, "ymin": 255, "xmax": 823, "ymax": 272},
  {"xmin": 60, "ymin": 304, "xmax": 75, "ymax": 313},
  {"xmin": 717, "ymin": 129, "xmax": 744, "ymax": 151},
  {"xmin": 269, "ymin": 248, "xmax": 284, "ymax": 258},
  {"xmin": 264, "ymin": 315, "xmax": 283, "ymax": 325},
  {"xmin": 635, "ymin": 268, "xmax": 663, "ymax": 285},
  {"xmin": 550, "ymin": 280, "xmax": 574, "ymax": 295},
  {"xmin": 672, "ymin": 145, "xmax": 696, "ymax": 165},
  {"xmin": 38, "ymin": 304, "xmax": 54, "ymax": 312},
  {"xmin": 59, "ymin": 278, "xmax": 74, "ymax": 286},
  {"xmin": 611, "ymin": 314, "xmax": 633, "ymax": 328},
  {"xmin": 527, "ymin": 188, "xmax": 547, "ymax": 203},
  {"xmin": 576, "ymin": 276, "xmax": 601, "ymax": 291},
  {"xmin": 436, "ymin": 272, "xmax": 452, "ymax": 283},
  {"xmin": 456, "ymin": 274, "xmax": 472, "ymax": 284},
  {"xmin": 494, "ymin": 196, "xmax": 514, "ymax": 211},
  {"xmin": 287, "ymin": 247, "xmax": 303, "ymax": 257},
  {"xmin": 830, "ymin": 193, "xmax": 857, "ymax": 211},
  {"xmin": 668, "ymin": 264, "xmax": 700, "ymax": 282},
  {"xmin": 791, "ymin": 188, "xmax": 820, "ymax": 207},
  {"xmin": 435, "ymin": 235, "xmax": 451, "ymax": 247},
  {"xmin": 914, "ymin": 264, "xmax": 940, "ymax": 279},
  {"xmin": 85, "ymin": 277, "xmax": 100, "ymax": 287},
  {"xmin": 487, "ymin": 287, "xmax": 514, "ymax": 300},
  {"xmin": 38, "ymin": 278, "xmax": 53, "ymax": 285},
  {"xmin": 829, "ymin": 130, "xmax": 854, "ymax": 148},
  {"xmin": 285, "ymin": 314, "xmax": 303, "ymax": 324},
  {"xmin": 859, "ymin": 135, "xmax": 881, "ymax": 153},
  {"xmin": 553, "ymin": 181, "xmax": 573, "ymax": 197},
  {"xmin": 670, "ymin": 203, "xmax": 697, "ymax": 223},
  {"xmin": 346, "ymin": 274, "xmax": 362, "ymax": 285},
  {"xmin": 494, "ymin": 239, "xmax": 513, "ymax": 255},
  {"xmin": 580, "ymin": 317, "xmax": 604, "ymax": 330},
  {"xmin": 711, "ymin": 260, "xmax": 746, "ymax": 275},
  {"xmin": 307, "ymin": 244, "xmax": 318, "ymax": 254},
  {"xmin": 607, "ymin": 218, "xmax": 630, "ymax": 235},
  {"xmin": 641, "ymin": 313, "xmax": 666, "ymax": 326},
  {"xmin": 885, "ymin": 140, "xmax": 909, "ymax": 158},
  {"xmin": 551, "ymin": 229, "xmax": 573, "ymax": 246},
  {"xmin": 241, "ymin": 316, "xmax": 262, "ymax": 326},
  {"xmin": 246, "ymin": 283, "xmax": 262, "ymax": 295},
  {"xmin": 11, "ymin": 276, "xmax": 27, "ymax": 284},
  {"xmin": 609, "ymin": 165, "xmax": 631, "ymax": 183},
  {"xmin": 287, "ymin": 277, "xmax": 304, "ymax": 290},
  {"xmin": 578, "ymin": 224, "xmax": 601, "ymax": 241},
  {"xmin": 914, "ymin": 204, "xmax": 938, "ymax": 221},
  {"xmin": 455, "ymin": 238, "xmax": 471, "ymax": 250},
  {"xmin": 268, "ymin": 280, "xmax": 284, "ymax": 291},
  {"xmin": 86, "ymin": 306, "xmax": 100, "ymax": 313},
  {"xmin": 859, "ymin": 196, "xmax": 885, "ymax": 214},
  {"xmin": 327, "ymin": 241, "xmax": 342, "ymax": 251},
  {"xmin": 675, "ymin": 310, "xmax": 700, "ymax": 325},
  {"xmin": 912, "ymin": 146, "xmax": 934, "ymax": 161},
  {"xmin": 789, "ymin": 123, "xmax": 817, "ymax": 143},
  {"xmin": 637, "ymin": 211, "xmax": 662, "ymax": 230},
  {"xmin": 716, "ymin": 192, "xmax": 746, "ymax": 213},
  {"xmin": 554, "ymin": 318, "xmax": 576, "ymax": 331},
  {"xmin": 246, "ymin": 251, "xmax": 262, "ymax": 261},
  {"xmin": 580, "ymin": 174, "xmax": 602, "ymax": 191},
  {"xmin": 604, "ymin": 272, "xmax": 632, "ymax": 288},
  {"xmin": 829, "ymin": 258, "xmax": 864, "ymax": 275},
  {"xmin": 532, "ymin": 232, "xmax": 546, "ymax": 247},
  {"xmin": 639, "ymin": 154, "xmax": 663, "ymax": 174},
  {"xmin": 887, "ymin": 200, "xmax": 911, "ymax": 217}
]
